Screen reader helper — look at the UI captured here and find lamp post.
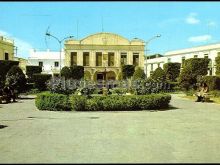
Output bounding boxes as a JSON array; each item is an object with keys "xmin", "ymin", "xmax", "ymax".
[
  {"xmin": 45, "ymin": 32, "xmax": 74, "ymax": 77},
  {"xmin": 145, "ymin": 34, "xmax": 161, "ymax": 77}
]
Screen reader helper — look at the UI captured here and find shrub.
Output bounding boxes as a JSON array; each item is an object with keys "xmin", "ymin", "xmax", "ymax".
[
  {"xmin": 179, "ymin": 58, "xmax": 209, "ymax": 90},
  {"xmin": 69, "ymin": 94, "xmax": 171, "ymax": 111},
  {"xmin": 26, "ymin": 66, "xmax": 42, "ymax": 81},
  {"xmin": 151, "ymin": 67, "xmax": 166, "ymax": 82},
  {"xmin": 70, "ymin": 65, "xmax": 84, "ymax": 80},
  {"xmin": 5, "ymin": 65, "xmax": 27, "ymax": 93},
  {"xmin": 35, "ymin": 92, "xmax": 70, "ymax": 111},
  {"xmin": 163, "ymin": 62, "xmax": 181, "ymax": 82},
  {"xmin": 209, "ymin": 90, "xmax": 220, "ymax": 97},
  {"xmin": 132, "ymin": 67, "xmax": 145, "ymax": 80},
  {"xmin": 111, "ymin": 88, "xmax": 127, "ymax": 95},
  {"xmin": 0, "ymin": 60, "xmax": 19, "ymax": 86},
  {"xmin": 121, "ymin": 65, "xmax": 135, "ymax": 79},
  {"xmin": 69, "ymin": 95, "xmax": 87, "ymax": 111},
  {"xmin": 32, "ymin": 74, "xmax": 52, "ymax": 91},
  {"xmin": 215, "ymin": 55, "xmax": 220, "ymax": 75},
  {"xmin": 61, "ymin": 66, "xmax": 71, "ymax": 79},
  {"xmin": 200, "ymin": 76, "xmax": 220, "ymax": 91}
]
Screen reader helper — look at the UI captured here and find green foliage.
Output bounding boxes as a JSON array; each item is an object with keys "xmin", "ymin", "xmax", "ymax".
[
  {"xmin": 69, "ymin": 95, "xmax": 87, "ymax": 111},
  {"xmin": 32, "ymin": 74, "xmax": 52, "ymax": 91},
  {"xmin": 5, "ymin": 65, "xmax": 27, "ymax": 93},
  {"xmin": 163, "ymin": 62, "xmax": 181, "ymax": 81},
  {"xmin": 111, "ymin": 88, "xmax": 127, "ymax": 95},
  {"xmin": 121, "ymin": 65, "xmax": 135, "ymax": 79},
  {"xmin": 70, "ymin": 65, "xmax": 84, "ymax": 80},
  {"xmin": 132, "ymin": 67, "xmax": 146, "ymax": 80},
  {"xmin": 0, "ymin": 60, "xmax": 19, "ymax": 87},
  {"xmin": 151, "ymin": 67, "xmax": 166, "ymax": 82},
  {"xmin": 77, "ymin": 86, "xmax": 96, "ymax": 98},
  {"xmin": 69, "ymin": 94, "xmax": 171, "ymax": 111},
  {"xmin": 35, "ymin": 92, "xmax": 71, "ymax": 111},
  {"xmin": 26, "ymin": 65, "xmax": 42, "ymax": 80},
  {"xmin": 199, "ymin": 76, "xmax": 220, "ymax": 90},
  {"xmin": 84, "ymin": 71, "xmax": 91, "ymax": 80},
  {"xmin": 179, "ymin": 58, "xmax": 209, "ymax": 90},
  {"xmin": 61, "ymin": 66, "xmax": 71, "ymax": 79},
  {"xmin": 209, "ymin": 90, "xmax": 220, "ymax": 97},
  {"xmin": 215, "ymin": 55, "xmax": 220, "ymax": 75}
]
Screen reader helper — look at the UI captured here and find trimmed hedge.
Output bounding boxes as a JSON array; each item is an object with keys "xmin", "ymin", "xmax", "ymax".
[
  {"xmin": 35, "ymin": 93, "xmax": 171, "ymax": 111},
  {"xmin": 200, "ymin": 76, "xmax": 220, "ymax": 91},
  {"xmin": 35, "ymin": 92, "xmax": 70, "ymax": 111},
  {"xmin": 70, "ymin": 94, "xmax": 171, "ymax": 111},
  {"xmin": 0, "ymin": 60, "xmax": 19, "ymax": 86},
  {"xmin": 32, "ymin": 74, "xmax": 52, "ymax": 91}
]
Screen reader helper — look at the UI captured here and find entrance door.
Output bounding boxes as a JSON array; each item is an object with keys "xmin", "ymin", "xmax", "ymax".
[{"xmin": 97, "ymin": 73, "xmax": 104, "ymax": 80}]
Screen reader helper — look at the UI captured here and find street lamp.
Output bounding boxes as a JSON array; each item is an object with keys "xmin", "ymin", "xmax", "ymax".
[
  {"xmin": 45, "ymin": 32, "xmax": 74, "ymax": 77},
  {"xmin": 144, "ymin": 34, "xmax": 161, "ymax": 76}
]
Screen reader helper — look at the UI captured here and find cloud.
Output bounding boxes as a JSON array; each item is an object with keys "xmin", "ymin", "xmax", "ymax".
[
  {"xmin": 207, "ymin": 21, "xmax": 217, "ymax": 27},
  {"xmin": 186, "ymin": 13, "xmax": 200, "ymax": 24},
  {"xmin": 0, "ymin": 30, "xmax": 33, "ymax": 59},
  {"xmin": 188, "ymin": 35, "xmax": 212, "ymax": 43}
]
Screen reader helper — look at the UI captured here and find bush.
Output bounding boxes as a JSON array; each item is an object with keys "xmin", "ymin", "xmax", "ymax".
[
  {"xmin": 69, "ymin": 94, "xmax": 171, "ymax": 111},
  {"xmin": 200, "ymin": 76, "xmax": 220, "ymax": 91},
  {"xmin": 0, "ymin": 60, "xmax": 19, "ymax": 86},
  {"xmin": 61, "ymin": 66, "xmax": 71, "ymax": 79},
  {"xmin": 132, "ymin": 67, "xmax": 145, "ymax": 80},
  {"xmin": 70, "ymin": 65, "xmax": 84, "ymax": 80},
  {"xmin": 163, "ymin": 62, "xmax": 181, "ymax": 82},
  {"xmin": 121, "ymin": 65, "xmax": 135, "ymax": 79},
  {"xmin": 179, "ymin": 58, "xmax": 209, "ymax": 90},
  {"xmin": 32, "ymin": 74, "xmax": 52, "ymax": 91},
  {"xmin": 215, "ymin": 55, "xmax": 220, "ymax": 75},
  {"xmin": 5, "ymin": 65, "xmax": 27, "ymax": 93},
  {"xmin": 209, "ymin": 90, "xmax": 220, "ymax": 97},
  {"xmin": 26, "ymin": 66, "xmax": 42, "ymax": 82},
  {"xmin": 151, "ymin": 67, "xmax": 166, "ymax": 82},
  {"xmin": 69, "ymin": 95, "xmax": 87, "ymax": 111},
  {"xmin": 35, "ymin": 92, "xmax": 70, "ymax": 111}
]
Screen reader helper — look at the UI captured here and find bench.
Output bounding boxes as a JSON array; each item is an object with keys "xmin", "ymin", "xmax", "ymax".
[{"xmin": 203, "ymin": 93, "xmax": 213, "ymax": 102}]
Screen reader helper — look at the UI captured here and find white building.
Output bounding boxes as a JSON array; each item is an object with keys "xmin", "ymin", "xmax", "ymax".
[
  {"xmin": 146, "ymin": 43, "xmax": 220, "ymax": 77},
  {"xmin": 28, "ymin": 49, "xmax": 65, "ymax": 75}
]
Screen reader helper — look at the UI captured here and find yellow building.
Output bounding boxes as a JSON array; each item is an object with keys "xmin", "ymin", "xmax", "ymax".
[
  {"xmin": 14, "ymin": 57, "xmax": 28, "ymax": 73},
  {"xmin": 0, "ymin": 36, "xmax": 14, "ymax": 61},
  {"xmin": 64, "ymin": 32, "xmax": 145, "ymax": 81}
]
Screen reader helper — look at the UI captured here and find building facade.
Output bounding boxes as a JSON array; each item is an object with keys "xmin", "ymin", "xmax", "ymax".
[
  {"xmin": 0, "ymin": 36, "xmax": 14, "ymax": 61},
  {"xmin": 64, "ymin": 32, "xmax": 145, "ymax": 81},
  {"xmin": 28, "ymin": 49, "xmax": 65, "ymax": 75},
  {"xmin": 146, "ymin": 43, "xmax": 220, "ymax": 77}
]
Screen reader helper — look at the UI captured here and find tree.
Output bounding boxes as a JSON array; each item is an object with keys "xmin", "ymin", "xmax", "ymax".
[
  {"xmin": 163, "ymin": 62, "xmax": 181, "ymax": 82},
  {"xmin": 5, "ymin": 66, "xmax": 27, "ymax": 93},
  {"xmin": 61, "ymin": 66, "xmax": 71, "ymax": 79},
  {"xmin": 26, "ymin": 65, "xmax": 42, "ymax": 82},
  {"xmin": 132, "ymin": 67, "xmax": 145, "ymax": 80},
  {"xmin": 70, "ymin": 65, "xmax": 84, "ymax": 80},
  {"xmin": 215, "ymin": 55, "xmax": 220, "ymax": 75},
  {"xmin": 151, "ymin": 67, "xmax": 166, "ymax": 82},
  {"xmin": 121, "ymin": 65, "xmax": 135, "ymax": 79},
  {"xmin": 0, "ymin": 60, "xmax": 19, "ymax": 87},
  {"xmin": 178, "ymin": 58, "xmax": 209, "ymax": 90}
]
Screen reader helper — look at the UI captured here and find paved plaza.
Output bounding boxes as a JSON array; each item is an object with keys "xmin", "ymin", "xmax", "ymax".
[{"xmin": 0, "ymin": 94, "xmax": 220, "ymax": 163}]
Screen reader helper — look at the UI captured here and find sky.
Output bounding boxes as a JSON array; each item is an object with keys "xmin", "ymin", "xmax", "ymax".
[{"xmin": 0, "ymin": 1, "xmax": 220, "ymax": 59}]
